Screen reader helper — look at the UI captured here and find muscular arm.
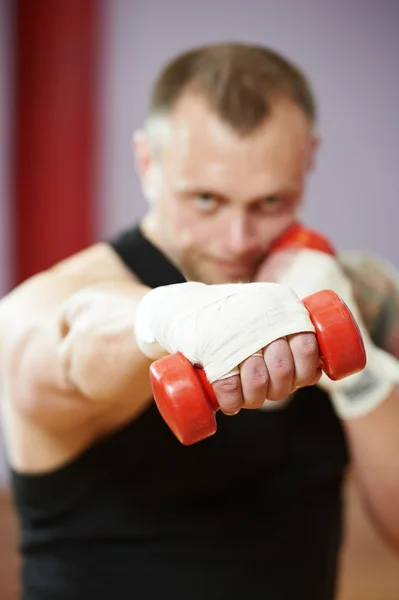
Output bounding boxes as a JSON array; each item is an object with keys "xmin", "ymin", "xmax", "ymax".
[
  {"xmin": 342, "ymin": 252, "xmax": 399, "ymax": 356},
  {"xmin": 340, "ymin": 252, "xmax": 399, "ymax": 553},
  {"xmin": 0, "ymin": 243, "xmax": 153, "ymax": 471}
]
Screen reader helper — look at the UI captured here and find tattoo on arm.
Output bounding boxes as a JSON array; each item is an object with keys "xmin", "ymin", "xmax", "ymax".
[{"xmin": 340, "ymin": 252, "xmax": 399, "ymax": 359}]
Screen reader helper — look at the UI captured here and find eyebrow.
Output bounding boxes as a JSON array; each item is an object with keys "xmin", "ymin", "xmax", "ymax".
[{"xmin": 175, "ymin": 181, "xmax": 301, "ymax": 199}]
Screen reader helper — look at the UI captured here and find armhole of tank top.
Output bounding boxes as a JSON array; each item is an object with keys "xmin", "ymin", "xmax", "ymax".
[{"xmin": 107, "ymin": 225, "xmax": 186, "ymax": 288}]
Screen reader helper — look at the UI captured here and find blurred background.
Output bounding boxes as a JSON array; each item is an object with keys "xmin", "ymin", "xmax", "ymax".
[{"xmin": 0, "ymin": 0, "xmax": 398, "ymax": 598}]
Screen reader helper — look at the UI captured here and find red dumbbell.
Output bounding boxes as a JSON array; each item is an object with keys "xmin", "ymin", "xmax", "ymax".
[{"xmin": 149, "ymin": 225, "xmax": 367, "ymax": 446}]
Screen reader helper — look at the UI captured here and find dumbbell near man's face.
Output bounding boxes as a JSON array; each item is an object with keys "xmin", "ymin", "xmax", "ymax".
[{"xmin": 135, "ymin": 93, "xmax": 318, "ymax": 285}]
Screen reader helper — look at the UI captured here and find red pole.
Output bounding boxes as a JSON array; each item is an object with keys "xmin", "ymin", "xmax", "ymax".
[{"xmin": 13, "ymin": 0, "xmax": 99, "ymax": 283}]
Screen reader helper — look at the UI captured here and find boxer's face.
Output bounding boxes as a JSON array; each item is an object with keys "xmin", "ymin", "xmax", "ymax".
[{"xmin": 136, "ymin": 93, "xmax": 318, "ymax": 284}]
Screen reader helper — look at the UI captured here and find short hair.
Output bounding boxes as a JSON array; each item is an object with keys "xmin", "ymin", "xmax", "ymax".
[{"xmin": 148, "ymin": 42, "xmax": 317, "ymax": 135}]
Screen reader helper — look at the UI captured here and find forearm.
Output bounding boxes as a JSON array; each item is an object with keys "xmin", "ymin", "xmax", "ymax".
[{"xmin": 343, "ymin": 387, "xmax": 399, "ymax": 553}]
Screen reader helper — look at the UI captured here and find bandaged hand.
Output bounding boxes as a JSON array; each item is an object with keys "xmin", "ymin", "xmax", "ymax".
[
  {"xmin": 257, "ymin": 248, "xmax": 399, "ymax": 418},
  {"xmin": 134, "ymin": 281, "xmax": 321, "ymax": 415}
]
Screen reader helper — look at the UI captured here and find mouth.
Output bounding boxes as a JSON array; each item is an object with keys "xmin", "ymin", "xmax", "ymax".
[{"xmin": 211, "ymin": 258, "xmax": 261, "ymax": 278}]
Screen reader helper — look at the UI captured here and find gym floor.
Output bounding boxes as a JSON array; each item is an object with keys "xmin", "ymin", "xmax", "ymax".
[{"xmin": 0, "ymin": 476, "xmax": 398, "ymax": 600}]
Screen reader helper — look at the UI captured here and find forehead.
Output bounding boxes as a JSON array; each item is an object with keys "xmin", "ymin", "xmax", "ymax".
[{"xmin": 156, "ymin": 92, "xmax": 313, "ymax": 194}]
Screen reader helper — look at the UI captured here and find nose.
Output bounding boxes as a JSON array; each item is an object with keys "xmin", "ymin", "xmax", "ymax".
[{"xmin": 222, "ymin": 211, "xmax": 260, "ymax": 257}]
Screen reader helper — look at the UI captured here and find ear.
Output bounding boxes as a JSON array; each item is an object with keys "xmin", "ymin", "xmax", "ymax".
[
  {"xmin": 132, "ymin": 129, "xmax": 151, "ymax": 178},
  {"xmin": 308, "ymin": 132, "xmax": 321, "ymax": 171},
  {"xmin": 132, "ymin": 129, "xmax": 161, "ymax": 204}
]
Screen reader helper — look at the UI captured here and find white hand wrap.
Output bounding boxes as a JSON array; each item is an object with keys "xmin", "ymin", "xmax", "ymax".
[
  {"xmin": 279, "ymin": 249, "xmax": 399, "ymax": 418},
  {"xmin": 134, "ymin": 281, "xmax": 315, "ymax": 383}
]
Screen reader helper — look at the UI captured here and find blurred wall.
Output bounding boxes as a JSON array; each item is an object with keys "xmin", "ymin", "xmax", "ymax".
[
  {"xmin": 0, "ymin": 0, "xmax": 13, "ymax": 299},
  {"xmin": 98, "ymin": 0, "xmax": 399, "ymax": 266}
]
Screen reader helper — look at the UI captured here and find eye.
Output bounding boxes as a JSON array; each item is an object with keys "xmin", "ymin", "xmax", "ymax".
[
  {"xmin": 193, "ymin": 193, "xmax": 219, "ymax": 211},
  {"xmin": 256, "ymin": 194, "xmax": 286, "ymax": 213},
  {"xmin": 263, "ymin": 195, "xmax": 281, "ymax": 207}
]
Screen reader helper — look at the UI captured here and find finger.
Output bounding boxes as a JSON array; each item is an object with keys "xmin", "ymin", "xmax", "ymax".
[
  {"xmin": 264, "ymin": 338, "xmax": 295, "ymax": 401},
  {"xmin": 291, "ymin": 368, "xmax": 322, "ymax": 393},
  {"xmin": 308, "ymin": 368, "xmax": 323, "ymax": 387},
  {"xmin": 287, "ymin": 332, "xmax": 320, "ymax": 389},
  {"xmin": 240, "ymin": 353, "xmax": 269, "ymax": 409},
  {"xmin": 212, "ymin": 374, "xmax": 243, "ymax": 415}
]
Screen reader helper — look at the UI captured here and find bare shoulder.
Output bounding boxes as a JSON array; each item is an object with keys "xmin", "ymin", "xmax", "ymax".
[
  {"xmin": 339, "ymin": 250, "xmax": 399, "ymax": 356},
  {"xmin": 51, "ymin": 241, "xmax": 137, "ymax": 282},
  {"xmin": 0, "ymin": 242, "xmax": 135, "ymax": 326}
]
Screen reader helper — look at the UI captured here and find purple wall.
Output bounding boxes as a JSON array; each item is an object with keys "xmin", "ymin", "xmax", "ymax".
[{"xmin": 98, "ymin": 0, "xmax": 399, "ymax": 265}]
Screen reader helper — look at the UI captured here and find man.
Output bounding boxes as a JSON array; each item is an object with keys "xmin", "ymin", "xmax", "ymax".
[{"xmin": 0, "ymin": 42, "xmax": 398, "ymax": 600}]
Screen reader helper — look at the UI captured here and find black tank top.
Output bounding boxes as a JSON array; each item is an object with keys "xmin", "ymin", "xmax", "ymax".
[{"xmin": 11, "ymin": 225, "xmax": 349, "ymax": 600}]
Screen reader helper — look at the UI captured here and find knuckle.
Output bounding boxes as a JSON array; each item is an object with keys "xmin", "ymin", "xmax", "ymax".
[
  {"xmin": 295, "ymin": 333, "xmax": 318, "ymax": 360},
  {"xmin": 246, "ymin": 362, "xmax": 268, "ymax": 389},
  {"xmin": 269, "ymin": 357, "xmax": 294, "ymax": 379},
  {"xmin": 214, "ymin": 376, "xmax": 241, "ymax": 395},
  {"xmin": 212, "ymin": 376, "xmax": 243, "ymax": 414}
]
